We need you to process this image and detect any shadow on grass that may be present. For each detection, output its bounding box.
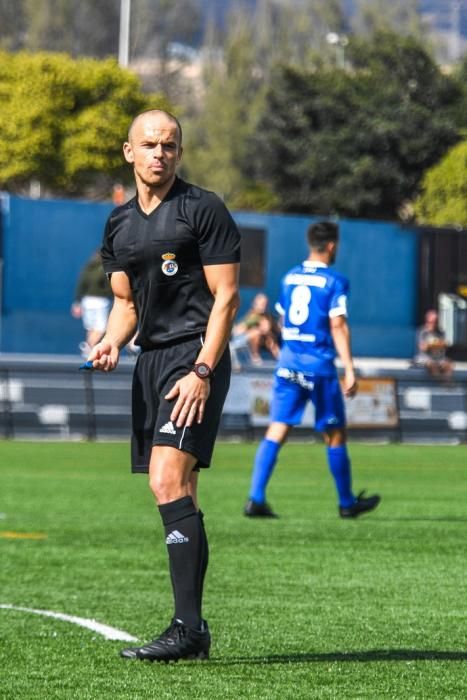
[214,649,467,664]
[374,517,467,523]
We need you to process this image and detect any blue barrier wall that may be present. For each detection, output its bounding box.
[1,194,113,353]
[0,194,420,357]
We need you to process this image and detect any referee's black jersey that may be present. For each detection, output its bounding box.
[101,177,241,349]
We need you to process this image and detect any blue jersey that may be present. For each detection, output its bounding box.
[275,261,349,376]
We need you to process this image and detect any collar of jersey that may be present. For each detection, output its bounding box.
[135,177,180,218]
[303,260,328,268]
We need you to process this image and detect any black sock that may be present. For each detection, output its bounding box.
[198,510,209,613]
[159,496,205,629]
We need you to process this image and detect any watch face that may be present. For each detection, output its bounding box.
[195,363,211,378]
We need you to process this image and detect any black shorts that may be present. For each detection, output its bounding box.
[131,335,231,473]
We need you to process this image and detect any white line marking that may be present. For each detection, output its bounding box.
[0,604,138,641]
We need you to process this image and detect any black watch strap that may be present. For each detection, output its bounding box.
[193,362,213,379]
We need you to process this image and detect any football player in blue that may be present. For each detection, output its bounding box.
[244,221,380,519]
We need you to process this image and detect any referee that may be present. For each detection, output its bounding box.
[88,109,241,662]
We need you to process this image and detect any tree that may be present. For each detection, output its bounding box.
[181,1,350,209]
[253,33,462,218]
[129,0,202,102]
[182,9,277,210]
[0,0,26,51]
[351,0,423,37]
[23,0,119,58]
[414,141,467,227]
[255,0,347,68]
[0,51,171,196]
[452,54,467,129]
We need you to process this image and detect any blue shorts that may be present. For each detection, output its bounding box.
[270,369,346,432]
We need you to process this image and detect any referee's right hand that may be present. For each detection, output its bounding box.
[165,372,211,428]
[88,340,120,372]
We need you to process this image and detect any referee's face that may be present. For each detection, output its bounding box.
[124,113,182,190]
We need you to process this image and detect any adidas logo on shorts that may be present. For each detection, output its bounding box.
[159,421,176,435]
[166,530,189,544]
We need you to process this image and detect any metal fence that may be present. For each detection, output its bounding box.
[1,354,467,444]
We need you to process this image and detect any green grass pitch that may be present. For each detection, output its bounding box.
[1,440,466,699]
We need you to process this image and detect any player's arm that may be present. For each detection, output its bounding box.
[71,265,88,318]
[330,314,357,397]
[88,271,138,372]
[166,262,240,428]
[417,332,429,353]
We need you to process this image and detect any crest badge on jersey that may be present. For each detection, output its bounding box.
[161,252,178,276]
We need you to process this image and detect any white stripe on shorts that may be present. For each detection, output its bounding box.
[178,425,187,451]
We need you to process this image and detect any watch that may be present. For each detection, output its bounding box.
[193,362,213,379]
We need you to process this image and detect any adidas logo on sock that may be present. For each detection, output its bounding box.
[166,530,189,544]
[159,421,176,435]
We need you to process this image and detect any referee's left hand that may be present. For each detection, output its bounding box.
[165,373,211,428]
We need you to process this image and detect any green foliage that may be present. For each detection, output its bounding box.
[24,0,75,53]
[0,0,26,51]
[9,0,120,58]
[0,51,171,195]
[451,55,467,130]
[254,0,346,67]
[229,182,279,213]
[182,13,268,209]
[414,141,467,227]
[351,0,423,37]
[182,1,345,209]
[255,33,462,218]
